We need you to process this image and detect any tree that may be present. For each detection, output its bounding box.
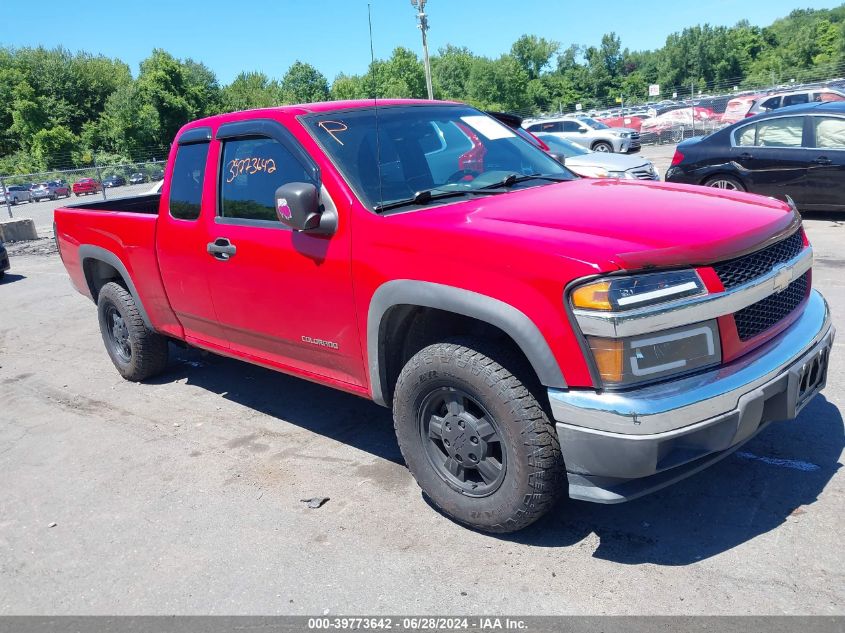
[222,72,282,111]
[511,35,559,80]
[281,61,330,104]
[431,45,475,100]
[31,125,78,170]
[331,73,366,100]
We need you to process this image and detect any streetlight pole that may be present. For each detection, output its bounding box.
[411,0,434,100]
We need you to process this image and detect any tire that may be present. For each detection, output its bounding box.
[393,339,565,533]
[592,141,613,153]
[704,175,745,192]
[96,281,169,381]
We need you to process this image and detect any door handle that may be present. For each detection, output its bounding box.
[738,152,753,160]
[812,156,832,165]
[207,237,237,261]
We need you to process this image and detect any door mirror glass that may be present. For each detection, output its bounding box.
[275,182,321,231]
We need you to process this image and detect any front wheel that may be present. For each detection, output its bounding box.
[592,141,613,153]
[704,175,745,191]
[97,282,169,381]
[393,340,565,533]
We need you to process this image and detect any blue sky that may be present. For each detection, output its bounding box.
[2,0,841,83]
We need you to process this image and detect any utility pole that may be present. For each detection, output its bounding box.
[411,0,434,100]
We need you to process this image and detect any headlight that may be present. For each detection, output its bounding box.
[571,270,716,387]
[587,320,721,387]
[575,166,610,178]
[616,132,630,138]
[571,270,705,311]
[607,170,626,179]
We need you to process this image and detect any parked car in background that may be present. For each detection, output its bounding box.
[31,181,71,201]
[150,169,164,181]
[720,95,763,124]
[597,114,645,132]
[536,134,659,180]
[102,175,126,188]
[0,239,9,280]
[524,116,641,153]
[640,107,718,142]
[746,88,845,118]
[665,101,845,211]
[0,185,32,205]
[129,172,148,185]
[72,178,102,196]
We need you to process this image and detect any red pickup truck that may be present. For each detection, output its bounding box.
[55,99,834,533]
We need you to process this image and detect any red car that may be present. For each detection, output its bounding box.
[72,178,102,196]
[54,100,833,532]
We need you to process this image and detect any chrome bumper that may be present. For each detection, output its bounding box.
[549,290,834,503]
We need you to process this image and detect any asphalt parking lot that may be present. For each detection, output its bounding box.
[0,151,843,615]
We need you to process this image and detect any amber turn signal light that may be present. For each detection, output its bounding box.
[571,281,612,311]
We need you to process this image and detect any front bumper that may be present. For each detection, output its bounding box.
[549,290,833,503]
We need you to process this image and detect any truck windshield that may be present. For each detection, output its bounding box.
[302,105,573,213]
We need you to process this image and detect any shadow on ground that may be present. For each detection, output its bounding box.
[155,345,842,566]
[0,273,26,284]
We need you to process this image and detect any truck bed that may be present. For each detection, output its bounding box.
[65,193,160,215]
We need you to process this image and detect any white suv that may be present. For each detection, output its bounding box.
[523,116,641,153]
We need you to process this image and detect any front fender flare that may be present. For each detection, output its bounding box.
[367,280,566,406]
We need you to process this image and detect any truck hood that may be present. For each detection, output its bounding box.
[435,178,797,271]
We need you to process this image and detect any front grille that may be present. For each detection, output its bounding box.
[734,272,808,341]
[713,230,804,290]
[630,168,658,180]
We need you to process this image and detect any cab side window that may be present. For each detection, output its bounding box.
[169,142,209,220]
[562,121,581,132]
[219,137,315,223]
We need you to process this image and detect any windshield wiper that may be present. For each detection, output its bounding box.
[373,188,502,213]
[479,173,569,190]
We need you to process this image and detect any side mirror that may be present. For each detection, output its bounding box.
[274,182,335,235]
[578,128,588,133]
[548,152,566,165]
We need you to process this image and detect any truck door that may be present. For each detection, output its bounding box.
[156,131,230,349]
[202,119,365,387]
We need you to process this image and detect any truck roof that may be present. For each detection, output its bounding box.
[186,98,461,128]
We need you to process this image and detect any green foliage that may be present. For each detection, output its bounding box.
[1,5,844,176]
[281,61,330,104]
[222,72,283,111]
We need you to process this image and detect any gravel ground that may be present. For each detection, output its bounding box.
[0,179,843,615]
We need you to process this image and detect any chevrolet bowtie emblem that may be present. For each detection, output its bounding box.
[772,265,793,293]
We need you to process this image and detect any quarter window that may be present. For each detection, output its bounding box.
[736,125,756,146]
[169,142,209,220]
[219,137,315,222]
[814,117,845,149]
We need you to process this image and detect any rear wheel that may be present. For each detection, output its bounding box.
[97,281,169,381]
[592,141,613,153]
[393,340,565,533]
[704,175,745,191]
